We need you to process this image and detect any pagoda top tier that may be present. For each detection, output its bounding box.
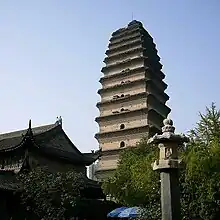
[112,20,144,37]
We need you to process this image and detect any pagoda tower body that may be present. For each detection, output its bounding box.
[95,20,171,180]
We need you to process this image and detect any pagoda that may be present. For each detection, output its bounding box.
[95,20,171,180]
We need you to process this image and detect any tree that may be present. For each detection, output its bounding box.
[181,103,220,220]
[103,103,220,220]
[180,138,220,220]
[189,102,220,143]
[17,167,85,220]
[102,139,161,220]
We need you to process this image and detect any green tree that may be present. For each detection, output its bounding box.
[103,103,220,220]
[102,139,160,220]
[189,102,220,143]
[17,167,85,220]
[181,103,220,220]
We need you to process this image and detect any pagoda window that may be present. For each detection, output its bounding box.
[113,95,119,99]
[120,124,125,129]
[120,141,125,148]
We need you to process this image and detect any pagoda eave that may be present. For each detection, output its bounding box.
[99,66,146,82]
[106,40,142,56]
[95,107,165,123]
[95,123,161,140]
[101,56,149,73]
[95,107,148,122]
[97,78,144,94]
[99,66,166,83]
[103,47,144,63]
[97,93,171,116]
[111,26,142,40]
[110,33,141,45]
[108,37,143,50]
[95,125,150,139]
[99,144,149,156]
[98,76,167,95]
[111,20,143,37]
[96,92,146,107]
[104,49,161,65]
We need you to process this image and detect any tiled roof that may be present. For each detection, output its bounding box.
[0,123,56,140]
[0,122,99,165]
[0,171,21,191]
[33,125,99,165]
[0,123,56,150]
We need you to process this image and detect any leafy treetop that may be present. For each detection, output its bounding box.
[18,167,85,220]
[103,103,220,220]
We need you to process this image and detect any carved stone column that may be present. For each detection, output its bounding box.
[148,119,189,220]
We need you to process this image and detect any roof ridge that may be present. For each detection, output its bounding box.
[0,123,57,141]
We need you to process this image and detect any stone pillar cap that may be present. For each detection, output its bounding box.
[148,118,189,144]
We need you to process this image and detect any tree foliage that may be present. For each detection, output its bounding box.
[103,103,220,220]
[189,102,220,143]
[181,103,220,220]
[17,167,85,220]
[102,139,160,220]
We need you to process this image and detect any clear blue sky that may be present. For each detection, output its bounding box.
[0,0,219,153]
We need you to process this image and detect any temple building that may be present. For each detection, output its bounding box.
[94,20,171,180]
[0,118,104,219]
[0,118,100,174]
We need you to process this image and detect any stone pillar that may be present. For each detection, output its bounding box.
[148,119,189,220]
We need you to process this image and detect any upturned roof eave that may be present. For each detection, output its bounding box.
[0,128,31,153]
[31,127,98,166]
[0,122,98,166]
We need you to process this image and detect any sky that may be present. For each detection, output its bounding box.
[0,0,219,153]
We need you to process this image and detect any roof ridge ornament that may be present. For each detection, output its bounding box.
[29,119,31,129]
[56,116,62,127]
[26,119,33,137]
